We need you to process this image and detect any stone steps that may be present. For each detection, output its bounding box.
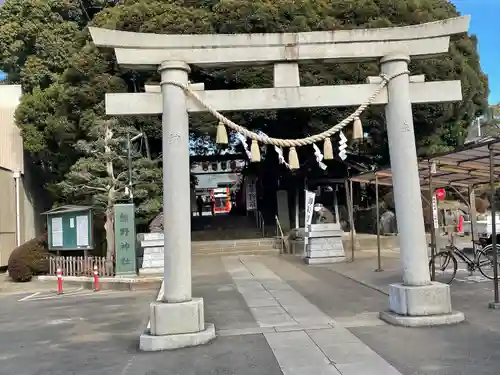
[138,233,281,274]
[191,231,265,241]
[193,248,279,257]
[192,238,279,256]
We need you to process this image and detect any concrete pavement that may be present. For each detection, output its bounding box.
[1,252,500,374]
[327,252,500,374]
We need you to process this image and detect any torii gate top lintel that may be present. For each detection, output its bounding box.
[89,16,470,69]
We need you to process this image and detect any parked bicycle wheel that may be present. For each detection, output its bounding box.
[429,251,457,284]
[477,245,500,280]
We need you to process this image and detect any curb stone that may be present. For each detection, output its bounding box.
[36,275,162,291]
[327,268,390,296]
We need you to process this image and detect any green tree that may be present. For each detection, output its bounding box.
[0,0,122,184]
[90,0,488,160]
[0,0,490,201]
[55,120,162,261]
[483,103,500,137]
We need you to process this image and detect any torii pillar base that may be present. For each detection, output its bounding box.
[140,298,216,351]
[379,282,465,327]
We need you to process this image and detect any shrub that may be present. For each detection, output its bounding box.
[7,234,50,282]
[475,198,489,214]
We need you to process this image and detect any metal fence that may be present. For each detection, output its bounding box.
[48,255,113,277]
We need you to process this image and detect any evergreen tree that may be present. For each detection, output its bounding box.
[55,120,162,260]
[0,0,490,214]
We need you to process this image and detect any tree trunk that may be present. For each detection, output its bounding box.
[104,186,116,272]
[103,121,117,272]
[104,207,115,268]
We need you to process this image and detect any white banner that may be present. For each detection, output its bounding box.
[304,190,316,227]
[245,178,257,211]
[432,194,439,229]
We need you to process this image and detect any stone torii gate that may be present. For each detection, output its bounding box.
[90,15,469,351]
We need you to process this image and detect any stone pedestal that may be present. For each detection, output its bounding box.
[138,232,165,275]
[140,297,215,351]
[379,282,465,327]
[304,223,346,264]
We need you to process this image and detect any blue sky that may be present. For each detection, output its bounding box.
[453,0,499,104]
[0,1,497,103]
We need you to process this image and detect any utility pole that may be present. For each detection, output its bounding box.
[127,132,144,202]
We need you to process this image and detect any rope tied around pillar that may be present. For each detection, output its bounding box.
[161,70,409,168]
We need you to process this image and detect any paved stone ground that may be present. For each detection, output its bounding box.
[327,253,500,375]
[2,252,500,374]
[0,272,66,295]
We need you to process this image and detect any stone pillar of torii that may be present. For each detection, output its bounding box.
[90,15,469,351]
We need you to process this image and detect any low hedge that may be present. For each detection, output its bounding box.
[7,234,50,282]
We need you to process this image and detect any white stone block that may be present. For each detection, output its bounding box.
[307,231,343,238]
[308,223,342,232]
[140,323,216,351]
[143,252,164,259]
[306,250,345,258]
[139,267,163,275]
[304,257,346,265]
[143,246,164,253]
[139,232,164,241]
[379,310,465,327]
[141,240,164,247]
[388,282,452,316]
[142,259,164,268]
[304,231,346,265]
[308,238,344,251]
[150,298,205,336]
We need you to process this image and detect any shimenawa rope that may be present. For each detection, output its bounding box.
[160,70,409,168]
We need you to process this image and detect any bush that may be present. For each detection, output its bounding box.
[7,234,50,282]
[476,198,489,214]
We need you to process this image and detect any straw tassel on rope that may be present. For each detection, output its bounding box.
[352,117,363,140]
[216,121,228,145]
[323,138,334,160]
[250,139,261,162]
[288,147,300,170]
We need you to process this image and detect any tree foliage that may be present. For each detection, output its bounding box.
[55,120,162,222]
[0,0,490,210]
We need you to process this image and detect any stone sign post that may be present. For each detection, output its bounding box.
[90,15,470,350]
[114,203,137,276]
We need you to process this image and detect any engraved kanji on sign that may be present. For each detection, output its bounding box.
[114,204,137,275]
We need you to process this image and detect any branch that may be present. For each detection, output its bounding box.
[81,185,108,193]
[116,171,129,181]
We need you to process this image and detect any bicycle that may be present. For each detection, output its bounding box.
[429,241,500,284]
